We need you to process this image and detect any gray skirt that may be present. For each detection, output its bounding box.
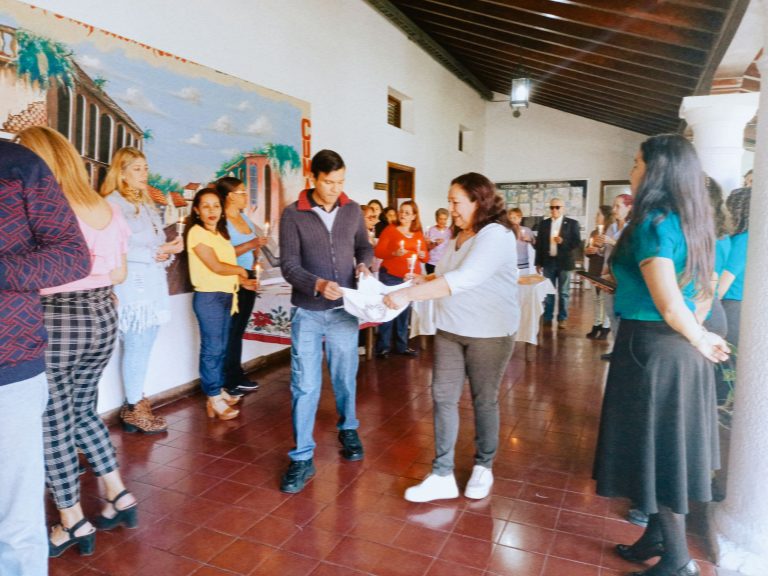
[593,320,719,515]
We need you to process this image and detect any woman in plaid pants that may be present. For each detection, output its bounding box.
[17,128,139,558]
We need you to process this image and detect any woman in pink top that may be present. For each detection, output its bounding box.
[425,207,452,274]
[16,127,138,559]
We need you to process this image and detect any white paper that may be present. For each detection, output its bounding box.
[341,274,412,323]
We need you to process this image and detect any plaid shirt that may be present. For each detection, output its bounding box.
[0,141,90,386]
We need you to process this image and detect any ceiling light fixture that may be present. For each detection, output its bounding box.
[510,76,531,118]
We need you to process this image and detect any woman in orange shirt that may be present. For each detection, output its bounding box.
[374,201,428,357]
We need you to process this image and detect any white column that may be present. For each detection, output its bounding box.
[679,93,758,194]
[708,6,768,574]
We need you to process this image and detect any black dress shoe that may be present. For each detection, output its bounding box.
[586,325,601,339]
[629,559,699,576]
[338,430,364,461]
[235,380,260,392]
[616,541,664,563]
[223,386,245,398]
[395,348,419,357]
[280,459,316,493]
[601,352,612,361]
[375,350,390,358]
[596,327,611,340]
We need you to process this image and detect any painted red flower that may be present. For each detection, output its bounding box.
[252,311,274,327]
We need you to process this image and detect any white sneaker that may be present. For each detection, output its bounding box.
[464,465,493,499]
[404,473,459,503]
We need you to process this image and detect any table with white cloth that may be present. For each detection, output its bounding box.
[243,281,379,357]
[409,275,556,346]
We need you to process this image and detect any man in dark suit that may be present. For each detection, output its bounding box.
[534,197,582,328]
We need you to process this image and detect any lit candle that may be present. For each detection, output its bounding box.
[176,215,185,236]
[588,237,593,247]
[597,224,604,236]
[254,262,262,282]
[407,254,417,275]
[399,239,405,251]
[416,239,421,253]
[264,221,270,237]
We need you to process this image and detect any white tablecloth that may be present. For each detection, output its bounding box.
[410,276,555,345]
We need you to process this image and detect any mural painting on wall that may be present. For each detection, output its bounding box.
[0,0,312,294]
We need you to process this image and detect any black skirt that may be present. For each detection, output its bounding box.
[593,320,719,515]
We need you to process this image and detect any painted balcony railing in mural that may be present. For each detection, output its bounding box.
[0,25,16,64]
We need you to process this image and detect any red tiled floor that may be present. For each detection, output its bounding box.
[47,292,721,575]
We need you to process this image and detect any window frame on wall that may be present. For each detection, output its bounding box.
[387,86,413,132]
[387,95,401,128]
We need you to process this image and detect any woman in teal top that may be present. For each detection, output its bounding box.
[718,186,750,350]
[593,135,729,576]
[217,177,267,396]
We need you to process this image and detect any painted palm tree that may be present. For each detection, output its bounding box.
[261,143,300,176]
[14,29,74,89]
[215,143,300,178]
[149,172,182,194]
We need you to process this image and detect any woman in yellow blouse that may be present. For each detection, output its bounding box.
[185,188,258,419]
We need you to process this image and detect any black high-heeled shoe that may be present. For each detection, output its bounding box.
[48,517,96,558]
[93,489,138,530]
[616,541,665,563]
[629,559,700,576]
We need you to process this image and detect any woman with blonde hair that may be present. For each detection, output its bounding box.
[16,126,137,557]
[101,147,183,433]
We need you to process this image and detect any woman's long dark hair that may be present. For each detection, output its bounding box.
[705,176,731,239]
[615,134,714,298]
[451,172,515,236]
[726,186,751,235]
[186,188,230,241]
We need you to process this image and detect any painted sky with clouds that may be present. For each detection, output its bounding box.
[71,42,306,185]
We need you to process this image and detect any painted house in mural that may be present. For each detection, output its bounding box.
[0,24,142,191]
[219,153,282,231]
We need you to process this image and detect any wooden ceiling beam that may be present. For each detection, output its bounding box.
[401,8,707,71]
[481,68,677,129]
[530,89,676,131]
[467,58,684,106]
[430,27,700,83]
[448,41,695,95]
[502,0,725,32]
[401,0,711,59]
[529,95,674,134]
[549,0,726,29]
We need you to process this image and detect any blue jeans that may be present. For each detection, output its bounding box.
[0,372,48,576]
[542,262,572,321]
[120,325,160,404]
[375,268,411,354]
[289,307,360,461]
[193,292,233,397]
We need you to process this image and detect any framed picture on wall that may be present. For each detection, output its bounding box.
[600,180,632,206]
[496,179,588,233]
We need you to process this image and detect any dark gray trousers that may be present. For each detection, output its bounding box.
[432,329,515,475]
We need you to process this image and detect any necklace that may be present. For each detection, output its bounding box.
[125,187,142,203]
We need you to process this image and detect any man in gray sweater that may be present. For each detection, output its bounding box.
[278,149,373,493]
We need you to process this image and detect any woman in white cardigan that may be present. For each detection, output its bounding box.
[384,172,520,502]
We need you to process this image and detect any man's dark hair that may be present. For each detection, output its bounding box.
[311,149,345,178]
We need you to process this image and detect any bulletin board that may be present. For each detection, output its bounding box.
[496,180,587,231]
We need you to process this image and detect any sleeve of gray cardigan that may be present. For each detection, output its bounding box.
[278,208,319,297]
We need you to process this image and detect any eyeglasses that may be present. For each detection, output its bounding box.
[550,206,564,210]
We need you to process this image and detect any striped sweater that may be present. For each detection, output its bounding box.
[0,141,90,386]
